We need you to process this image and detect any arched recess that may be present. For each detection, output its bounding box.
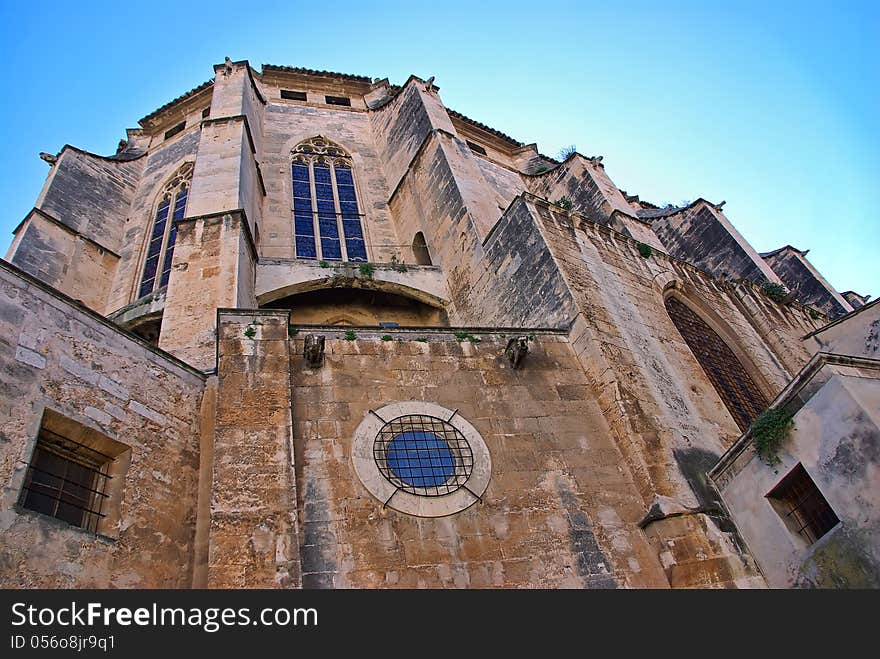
[264,286,448,327]
[412,232,432,266]
[664,294,770,431]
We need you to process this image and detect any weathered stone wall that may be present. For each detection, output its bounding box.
[160,211,255,370]
[8,211,119,312]
[805,300,880,359]
[289,328,668,588]
[520,200,820,585]
[651,202,781,285]
[712,357,880,587]
[763,248,852,318]
[0,261,205,587]
[36,147,143,255]
[458,196,577,328]
[209,310,300,587]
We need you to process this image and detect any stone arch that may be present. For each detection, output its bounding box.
[412,231,432,266]
[259,278,448,327]
[663,291,770,431]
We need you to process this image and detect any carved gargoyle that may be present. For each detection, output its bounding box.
[303,334,325,369]
[505,336,529,369]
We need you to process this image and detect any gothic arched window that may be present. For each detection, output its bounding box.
[291,136,367,262]
[138,163,192,299]
[665,296,768,431]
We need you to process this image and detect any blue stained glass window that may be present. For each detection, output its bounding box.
[316,199,336,217]
[159,223,178,288]
[315,183,334,201]
[337,185,357,202]
[342,219,363,240]
[290,140,367,262]
[292,180,311,197]
[345,239,367,261]
[313,166,331,184]
[138,199,170,298]
[386,432,455,488]
[172,188,188,221]
[321,238,342,260]
[296,235,317,258]
[340,201,359,218]
[294,214,314,236]
[318,217,339,237]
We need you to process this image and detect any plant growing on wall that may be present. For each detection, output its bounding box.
[637,242,653,258]
[359,263,376,278]
[319,260,330,268]
[243,324,257,339]
[344,330,357,341]
[762,282,789,304]
[557,145,577,161]
[555,196,573,211]
[751,407,794,466]
[390,255,408,273]
[381,334,393,341]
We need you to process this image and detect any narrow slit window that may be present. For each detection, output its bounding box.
[325,95,351,107]
[290,137,367,262]
[466,140,487,156]
[138,163,193,299]
[164,121,186,140]
[281,90,308,101]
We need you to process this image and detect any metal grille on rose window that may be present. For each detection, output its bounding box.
[374,415,474,496]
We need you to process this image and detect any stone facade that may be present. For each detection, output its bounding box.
[0,59,874,589]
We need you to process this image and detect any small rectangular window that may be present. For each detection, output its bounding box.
[18,411,129,535]
[766,463,839,545]
[201,107,210,118]
[325,95,351,107]
[466,140,487,155]
[164,121,186,140]
[281,90,308,101]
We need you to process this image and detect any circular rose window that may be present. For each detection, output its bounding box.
[352,402,491,517]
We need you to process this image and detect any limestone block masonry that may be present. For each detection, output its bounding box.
[0,59,874,589]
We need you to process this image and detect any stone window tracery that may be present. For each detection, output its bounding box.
[291,136,367,262]
[138,162,193,299]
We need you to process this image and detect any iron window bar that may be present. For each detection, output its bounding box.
[38,427,117,463]
[18,430,113,534]
[373,414,474,497]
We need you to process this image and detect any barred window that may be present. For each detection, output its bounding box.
[18,410,130,535]
[138,162,193,299]
[767,463,839,545]
[352,402,492,517]
[665,296,768,431]
[291,136,367,262]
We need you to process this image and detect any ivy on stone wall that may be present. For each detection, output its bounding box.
[751,407,793,466]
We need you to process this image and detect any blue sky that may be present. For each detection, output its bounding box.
[1,0,876,297]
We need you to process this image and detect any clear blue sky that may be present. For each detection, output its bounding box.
[1,0,876,297]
